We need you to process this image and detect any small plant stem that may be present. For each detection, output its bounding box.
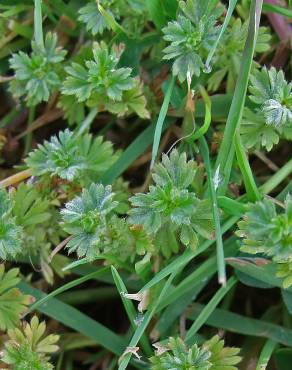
[151,75,175,168]
[76,107,98,136]
[185,276,237,343]
[49,236,72,263]
[0,169,32,188]
[24,106,36,155]
[234,131,261,201]
[254,150,279,172]
[255,339,277,370]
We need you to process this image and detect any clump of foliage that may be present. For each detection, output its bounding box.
[150,335,241,369]
[2,316,59,370]
[1,0,292,368]
[9,32,66,106]
[241,67,292,151]
[62,41,149,118]
[162,0,222,81]
[237,195,292,288]
[25,129,119,184]
[129,150,213,257]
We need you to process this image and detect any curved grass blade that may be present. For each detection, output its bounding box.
[234,131,261,201]
[28,267,110,312]
[185,276,237,344]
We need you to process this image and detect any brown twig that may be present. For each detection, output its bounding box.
[15,109,63,139]
[0,169,32,188]
[48,236,73,263]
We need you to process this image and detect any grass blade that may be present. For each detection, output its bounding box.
[34,0,44,49]
[205,0,238,70]
[256,339,277,370]
[28,267,110,313]
[118,273,175,369]
[234,131,261,201]
[111,266,152,356]
[215,0,264,194]
[185,276,237,343]
[188,304,292,346]
[19,282,126,356]
[151,75,175,168]
[199,136,226,284]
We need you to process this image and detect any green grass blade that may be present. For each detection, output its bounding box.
[118,273,175,369]
[260,158,292,195]
[188,304,292,346]
[263,3,292,18]
[256,339,277,370]
[139,216,239,293]
[151,75,175,168]
[234,131,261,201]
[215,0,263,194]
[19,282,126,356]
[199,136,226,285]
[111,266,152,356]
[185,276,237,343]
[205,0,238,70]
[34,0,44,49]
[27,267,110,313]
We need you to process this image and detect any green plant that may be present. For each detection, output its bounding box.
[129,150,213,257]
[25,129,118,184]
[2,0,292,368]
[240,67,292,151]
[9,32,66,106]
[150,335,241,369]
[62,41,148,118]
[162,0,222,82]
[237,195,292,287]
[1,316,59,370]
[61,183,118,260]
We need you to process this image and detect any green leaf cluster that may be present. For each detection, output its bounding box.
[2,316,59,370]
[0,189,23,259]
[9,33,66,106]
[25,129,119,184]
[150,335,241,370]
[62,42,149,118]
[240,67,292,151]
[129,150,213,258]
[0,265,31,331]
[162,0,222,82]
[237,195,292,287]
